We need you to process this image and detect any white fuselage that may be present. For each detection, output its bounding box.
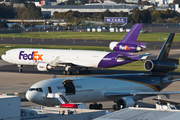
[1,48,109,68]
[26,74,158,106]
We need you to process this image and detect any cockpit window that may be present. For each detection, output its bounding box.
[29,88,43,92]
[3,52,6,55]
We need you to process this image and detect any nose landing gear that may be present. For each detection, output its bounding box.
[18,65,23,72]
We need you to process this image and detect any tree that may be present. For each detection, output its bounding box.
[131,7,141,23]
[11,24,21,29]
[16,3,42,19]
[23,23,31,28]
[151,10,160,21]
[172,16,180,23]
[81,0,89,5]
[0,4,15,18]
[66,0,75,5]
[140,1,150,5]
[173,0,180,4]
[111,0,126,3]
[11,0,26,4]
[103,9,112,17]
[0,21,8,28]
[140,10,151,23]
[119,11,127,17]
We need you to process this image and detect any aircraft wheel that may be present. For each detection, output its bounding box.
[98,104,103,109]
[94,103,99,109]
[81,70,85,74]
[63,71,67,75]
[88,70,91,74]
[19,69,22,72]
[67,71,72,75]
[89,104,94,109]
[113,104,117,110]
[76,70,81,74]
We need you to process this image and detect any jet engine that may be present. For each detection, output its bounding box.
[116,96,135,109]
[109,42,143,52]
[37,63,53,71]
[144,60,178,73]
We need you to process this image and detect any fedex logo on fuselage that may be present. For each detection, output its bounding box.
[119,45,130,50]
[19,51,43,60]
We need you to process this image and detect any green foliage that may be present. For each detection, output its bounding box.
[140,1,150,5]
[130,7,151,23]
[11,0,26,4]
[111,0,126,3]
[151,10,179,23]
[15,3,42,19]
[81,0,89,4]
[172,16,180,23]
[0,4,15,18]
[23,23,31,28]
[0,21,8,28]
[11,24,20,28]
[173,0,180,4]
[66,0,75,5]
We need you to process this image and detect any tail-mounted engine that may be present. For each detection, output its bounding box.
[144,60,178,75]
[37,63,53,71]
[109,42,144,52]
[116,96,135,109]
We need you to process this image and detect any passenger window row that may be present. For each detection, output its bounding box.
[29,88,43,92]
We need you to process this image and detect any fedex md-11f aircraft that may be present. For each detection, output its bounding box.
[1,24,146,75]
[26,33,180,110]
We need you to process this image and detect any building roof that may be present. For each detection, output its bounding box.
[41,4,138,9]
[94,107,180,120]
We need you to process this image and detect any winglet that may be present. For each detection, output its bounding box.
[156,33,179,65]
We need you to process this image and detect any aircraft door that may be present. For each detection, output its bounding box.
[62,79,75,95]
[48,87,52,93]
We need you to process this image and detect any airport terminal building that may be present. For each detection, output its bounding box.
[41,4,145,17]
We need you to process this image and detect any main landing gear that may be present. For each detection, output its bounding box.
[63,66,91,75]
[18,65,23,72]
[89,103,103,110]
[63,66,72,75]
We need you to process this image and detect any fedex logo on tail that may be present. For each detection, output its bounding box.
[19,51,43,60]
[119,45,130,50]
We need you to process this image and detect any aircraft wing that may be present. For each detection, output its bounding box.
[132,91,180,95]
[47,56,90,67]
[58,61,94,67]
[104,91,133,97]
[104,91,180,97]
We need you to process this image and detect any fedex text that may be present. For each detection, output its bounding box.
[19,51,43,60]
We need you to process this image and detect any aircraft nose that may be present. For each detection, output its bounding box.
[26,91,46,105]
[1,54,4,60]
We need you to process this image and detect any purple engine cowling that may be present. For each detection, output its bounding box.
[109,42,143,52]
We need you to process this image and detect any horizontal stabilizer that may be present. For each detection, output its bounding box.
[139,53,152,60]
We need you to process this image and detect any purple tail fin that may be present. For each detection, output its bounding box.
[109,23,146,52]
[119,23,146,48]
